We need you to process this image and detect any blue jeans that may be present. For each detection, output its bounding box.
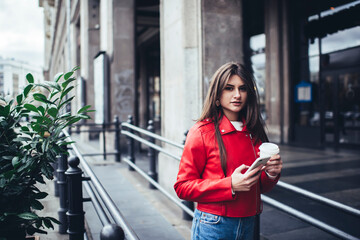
[191,209,256,240]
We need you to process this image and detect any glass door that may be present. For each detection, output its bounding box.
[321,69,360,148]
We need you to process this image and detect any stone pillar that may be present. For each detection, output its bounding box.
[264,0,291,143]
[80,0,100,122]
[202,0,244,95]
[159,0,202,195]
[110,1,136,122]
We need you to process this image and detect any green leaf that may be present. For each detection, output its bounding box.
[0,105,10,117]
[47,107,58,118]
[33,93,53,104]
[24,104,39,112]
[62,77,76,90]
[13,137,32,142]
[60,86,74,99]
[12,156,20,167]
[34,192,48,199]
[21,126,30,132]
[37,106,45,116]
[43,218,54,229]
[54,72,64,82]
[31,200,44,210]
[46,81,61,91]
[23,84,33,97]
[65,116,81,126]
[78,114,91,119]
[58,96,74,110]
[64,71,74,80]
[72,66,80,72]
[58,140,75,146]
[47,216,61,225]
[49,92,60,101]
[26,73,34,83]
[16,94,23,104]
[18,212,38,220]
[77,105,91,114]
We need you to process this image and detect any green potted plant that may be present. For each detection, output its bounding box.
[0,67,93,239]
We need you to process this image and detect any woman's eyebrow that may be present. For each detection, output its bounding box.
[226,83,246,87]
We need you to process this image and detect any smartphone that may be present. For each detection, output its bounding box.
[246,156,271,173]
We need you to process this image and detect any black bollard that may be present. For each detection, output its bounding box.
[66,156,85,240]
[53,156,59,197]
[114,116,121,162]
[147,120,158,189]
[127,115,135,171]
[100,224,125,240]
[57,144,68,234]
[181,130,194,220]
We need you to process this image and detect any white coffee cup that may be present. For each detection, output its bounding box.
[259,143,279,158]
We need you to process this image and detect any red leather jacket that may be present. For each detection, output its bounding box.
[174,116,279,217]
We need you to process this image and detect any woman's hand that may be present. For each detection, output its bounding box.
[263,154,282,177]
[231,164,263,192]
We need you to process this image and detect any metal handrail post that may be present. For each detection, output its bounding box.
[102,122,106,160]
[147,120,157,189]
[57,144,68,234]
[126,115,135,171]
[63,130,140,240]
[66,156,85,240]
[114,116,121,162]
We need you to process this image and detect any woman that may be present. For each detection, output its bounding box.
[174,62,283,240]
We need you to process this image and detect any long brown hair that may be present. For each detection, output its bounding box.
[198,62,268,176]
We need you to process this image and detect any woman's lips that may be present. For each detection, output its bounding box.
[231,102,242,106]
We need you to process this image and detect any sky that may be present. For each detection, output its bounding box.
[0,0,44,68]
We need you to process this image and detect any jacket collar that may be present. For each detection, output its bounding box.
[218,115,247,135]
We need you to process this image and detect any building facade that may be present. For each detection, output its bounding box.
[40,0,360,194]
[0,56,44,97]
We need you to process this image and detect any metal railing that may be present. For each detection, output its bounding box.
[55,128,139,240]
[120,115,360,240]
[69,116,121,161]
[121,116,194,218]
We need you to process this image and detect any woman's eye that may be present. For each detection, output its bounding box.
[239,86,247,92]
[225,86,233,91]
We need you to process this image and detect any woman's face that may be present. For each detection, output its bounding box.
[219,75,248,121]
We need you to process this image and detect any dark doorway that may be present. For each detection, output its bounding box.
[135,0,160,133]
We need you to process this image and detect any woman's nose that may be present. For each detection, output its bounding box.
[234,89,241,98]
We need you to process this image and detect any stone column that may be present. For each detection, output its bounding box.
[80,0,100,121]
[264,0,291,143]
[202,0,244,95]
[159,0,202,195]
[110,0,136,122]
